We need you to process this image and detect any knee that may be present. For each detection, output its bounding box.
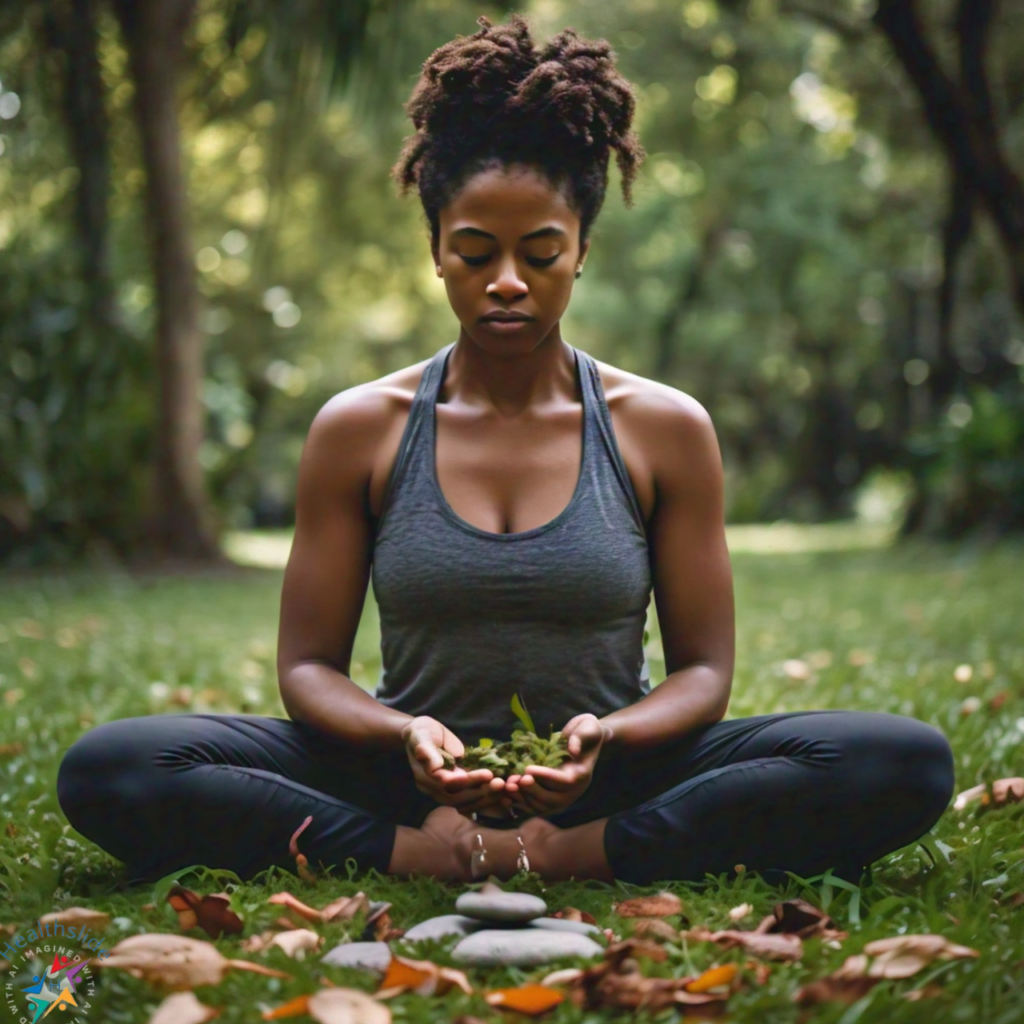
[851,714,955,823]
[57,720,148,826]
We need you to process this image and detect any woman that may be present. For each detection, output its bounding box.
[57,15,954,887]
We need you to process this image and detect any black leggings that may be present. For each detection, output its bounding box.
[55,709,955,886]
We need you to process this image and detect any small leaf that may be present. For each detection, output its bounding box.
[485,984,564,1015]
[510,692,537,734]
[684,963,737,993]
[147,991,220,1024]
[614,892,684,918]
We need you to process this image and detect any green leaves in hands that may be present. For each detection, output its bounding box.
[457,694,570,779]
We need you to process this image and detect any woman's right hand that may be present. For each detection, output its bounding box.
[402,716,507,816]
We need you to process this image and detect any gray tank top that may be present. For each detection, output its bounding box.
[371,341,652,745]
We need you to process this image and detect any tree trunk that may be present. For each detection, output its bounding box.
[114,0,219,558]
[44,0,119,335]
[873,0,1024,317]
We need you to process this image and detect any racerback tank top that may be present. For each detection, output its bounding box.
[371,341,652,745]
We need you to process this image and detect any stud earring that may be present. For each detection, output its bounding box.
[575,268,582,279]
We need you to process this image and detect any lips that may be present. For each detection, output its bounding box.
[481,311,534,323]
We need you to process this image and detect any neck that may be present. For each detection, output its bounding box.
[446,325,578,416]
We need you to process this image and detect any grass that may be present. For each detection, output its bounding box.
[1,530,1022,1022]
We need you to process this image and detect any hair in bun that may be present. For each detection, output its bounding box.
[392,13,646,245]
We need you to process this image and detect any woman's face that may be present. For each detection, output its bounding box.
[432,162,589,352]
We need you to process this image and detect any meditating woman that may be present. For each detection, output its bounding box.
[57,15,954,887]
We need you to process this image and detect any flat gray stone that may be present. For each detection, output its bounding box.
[400,914,488,942]
[452,928,603,968]
[321,941,392,974]
[455,890,547,923]
[529,917,601,937]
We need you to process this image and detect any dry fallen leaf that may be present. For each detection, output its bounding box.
[40,908,111,930]
[755,898,847,942]
[953,777,1024,810]
[683,963,737,993]
[267,891,369,926]
[629,918,679,942]
[308,988,391,1024]
[485,984,565,1015]
[376,954,472,999]
[681,926,803,962]
[262,989,392,1023]
[147,991,220,1024]
[167,885,244,940]
[862,935,979,978]
[98,934,291,991]
[555,938,733,1014]
[613,892,684,918]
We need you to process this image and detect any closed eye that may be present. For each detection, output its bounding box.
[459,254,560,268]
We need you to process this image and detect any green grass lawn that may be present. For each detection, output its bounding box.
[1,532,1022,1022]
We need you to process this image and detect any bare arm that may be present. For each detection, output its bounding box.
[277,386,506,812]
[599,391,734,751]
[276,388,412,750]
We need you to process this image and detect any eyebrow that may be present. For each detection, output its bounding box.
[450,226,568,241]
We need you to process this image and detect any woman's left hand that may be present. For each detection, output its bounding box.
[504,714,612,818]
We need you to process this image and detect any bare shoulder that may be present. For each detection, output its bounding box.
[591,358,719,470]
[298,358,432,511]
[308,358,429,445]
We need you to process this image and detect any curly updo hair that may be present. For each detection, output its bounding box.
[391,13,646,249]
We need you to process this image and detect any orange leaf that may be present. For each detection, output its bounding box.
[380,957,433,992]
[684,963,737,993]
[261,995,310,1020]
[485,984,564,1015]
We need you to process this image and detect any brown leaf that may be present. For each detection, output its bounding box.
[862,935,979,979]
[376,955,473,998]
[485,984,564,1015]
[167,886,244,940]
[307,988,391,1024]
[793,975,878,1006]
[629,918,679,942]
[320,893,370,923]
[613,892,684,918]
[756,898,847,941]
[40,907,111,930]
[267,891,369,926]
[147,991,220,1024]
[98,934,291,991]
[681,926,803,962]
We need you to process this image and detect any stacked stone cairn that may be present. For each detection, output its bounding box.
[323,883,603,972]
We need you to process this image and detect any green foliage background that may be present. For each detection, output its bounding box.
[2,0,1023,561]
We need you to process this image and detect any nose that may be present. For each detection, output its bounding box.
[486,255,528,302]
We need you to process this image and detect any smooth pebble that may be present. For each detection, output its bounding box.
[529,917,601,937]
[400,914,488,942]
[455,890,547,923]
[321,941,392,974]
[452,928,603,967]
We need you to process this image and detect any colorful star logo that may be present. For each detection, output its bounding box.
[21,952,90,1021]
